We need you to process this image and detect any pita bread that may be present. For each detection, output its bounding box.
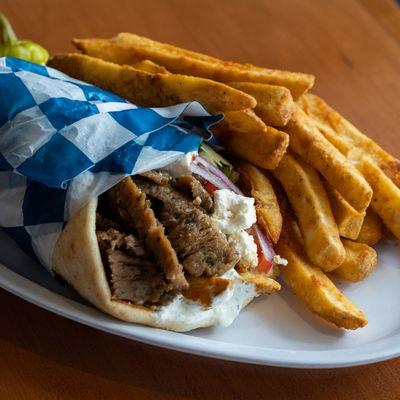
[52,197,278,331]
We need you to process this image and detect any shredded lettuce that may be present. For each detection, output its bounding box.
[198,143,240,183]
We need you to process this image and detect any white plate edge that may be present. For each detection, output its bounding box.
[1,262,400,368]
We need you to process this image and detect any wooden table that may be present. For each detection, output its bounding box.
[1,0,400,398]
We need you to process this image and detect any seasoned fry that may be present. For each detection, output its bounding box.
[228,82,294,126]
[235,161,282,243]
[212,109,289,170]
[272,153,345,271]
[298,98,399,238]
[309,121,353,157]
[356,209,382,245]
[285,105,372,213]
[48,53,256,113]
[276,208,368,330]
[132,59,170,74]
[117,32,242,67]
[324,181,365,240]
[78,32,231,66]
[331,239,377,282]
[358,158,400,239]
[298,93,400,187]
[73,34,315,99]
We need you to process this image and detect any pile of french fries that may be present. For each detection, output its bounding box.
[48,33,400,330]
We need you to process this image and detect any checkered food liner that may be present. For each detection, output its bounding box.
[0,57,221,270]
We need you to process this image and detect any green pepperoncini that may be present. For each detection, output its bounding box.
[0,12,49,65]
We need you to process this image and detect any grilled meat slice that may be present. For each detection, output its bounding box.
[173,175,213,212]
[133,176,240,277]
[97,228,166,304]
[140,170,171,185]
[101,178,188,291]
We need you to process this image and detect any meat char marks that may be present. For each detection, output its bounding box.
[97,172,240,307]
[101,177,188,290]
[173,175,213,212]
[140,170,214,212]
[133,175,239,277]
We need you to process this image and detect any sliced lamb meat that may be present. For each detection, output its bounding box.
[102,178,188,291]
[97,228,147,258]
[133,176,240,277]
[123,234,147,258]
[172,175,213,212]
[109,256,165,304]
[97,228,165,304]
[96,212,124,231]
[140,170,171,185]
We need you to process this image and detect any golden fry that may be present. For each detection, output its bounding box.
[228,82,294,126]
[276,209,368,330]
[272,153,345,271]
[298,93,400,187]
[285,105,372,213]
[324,181,365,240]
[212,109,289,170]
[331,239,377,282]
[235,161,282,244]
[48,53,256,113]
[298,97,399,238]
[356,209,382,245]
[358,159,400,239]
[73,34,315,99]
[132,59,170,74]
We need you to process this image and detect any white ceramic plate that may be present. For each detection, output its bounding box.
[0,230,399,368]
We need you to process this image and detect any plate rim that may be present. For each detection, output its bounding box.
[1,262,400,369]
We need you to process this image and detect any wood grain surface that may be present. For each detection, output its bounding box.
[1,0,400,399]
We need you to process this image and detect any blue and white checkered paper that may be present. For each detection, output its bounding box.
[0,57,222,270]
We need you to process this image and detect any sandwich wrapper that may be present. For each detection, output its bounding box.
[0,57,222,272]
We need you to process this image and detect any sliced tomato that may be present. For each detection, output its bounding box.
[257,255,272,273]
[203,181,218,194]
[254,234,273,273]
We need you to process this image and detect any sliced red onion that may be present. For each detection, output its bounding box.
[253,225,275,262]
[190,162,232,191]
[192,156,243,194]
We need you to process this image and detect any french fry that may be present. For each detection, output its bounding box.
[117,32,244,68]
[298,98,399,238]
[358,158,400,239]
[356,209,382,245]
[48,53,256,113]
[324,181,365,240]
[212,109,289,170]
[132,59,170,74]
[298,93,400,187]
[73,34,315,99]
[331,239,377,282]
[82,32,233,66]
[272,153,345,271]
[227,82,294,126]
[235,161,282,244]
[276,207,368,330]
[285,105,372,213]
